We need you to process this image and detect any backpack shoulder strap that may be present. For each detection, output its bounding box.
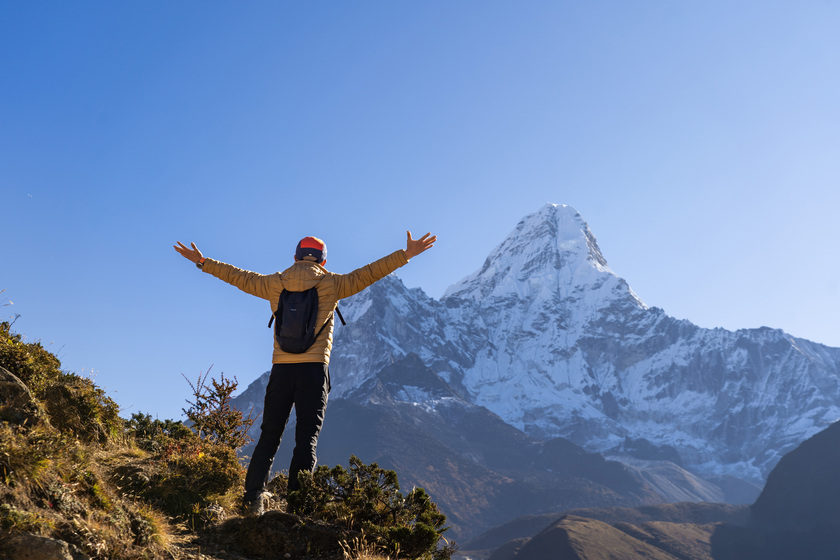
[311,303,346,342]
[268,289,287,328]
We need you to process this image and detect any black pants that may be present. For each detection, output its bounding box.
[243,362,330,502]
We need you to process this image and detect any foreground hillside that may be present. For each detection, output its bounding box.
[0,321,453,560]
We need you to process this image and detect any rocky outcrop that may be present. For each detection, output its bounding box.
[0,366,44,427]
[216,511,348,559]
[2,533,90,560]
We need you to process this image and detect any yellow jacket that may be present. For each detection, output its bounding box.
[201,250,409,364]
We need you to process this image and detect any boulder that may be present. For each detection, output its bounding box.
[0,366,43,427]
[3,533,90,560]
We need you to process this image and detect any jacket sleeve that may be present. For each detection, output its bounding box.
[201,259,279,301]
[334,250,410,300]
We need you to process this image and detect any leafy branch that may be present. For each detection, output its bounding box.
[181,367,255,450]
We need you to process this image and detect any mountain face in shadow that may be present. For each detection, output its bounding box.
[477,420,840,560]
[740,420,840,559]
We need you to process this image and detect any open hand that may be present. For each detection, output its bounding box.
[174,241,203,263]
[405,231,436,259]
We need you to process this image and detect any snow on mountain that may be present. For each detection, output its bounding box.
[439,205,655,437]
[444,204,626,305]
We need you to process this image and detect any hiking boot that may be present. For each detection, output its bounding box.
[244,491,272,516]
[245,498,263,517]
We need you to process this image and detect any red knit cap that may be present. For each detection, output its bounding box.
[295,236,327,265]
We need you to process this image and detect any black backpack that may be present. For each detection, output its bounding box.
[268,287,345,353]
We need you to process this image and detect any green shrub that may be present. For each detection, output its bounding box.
[43,373,122,443]
[0,422,63,489]
[140,438,244,526]
[126,413,193,454]
[122,370,254,527]
[182,368,254,450]
[0,321,62,395]
[0,322,122,443]
[126,413,244,526]
[0,503,53,534]
[288,456,455,560]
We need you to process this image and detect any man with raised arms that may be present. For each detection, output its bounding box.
[174,231,436,514]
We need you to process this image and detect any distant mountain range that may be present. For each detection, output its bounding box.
[232,203,840,540]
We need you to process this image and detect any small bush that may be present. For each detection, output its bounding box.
[126,412,193,454]
[0,321,122,443]
[288,456,455,560]
[182,368,254,450]
[43,373,122,443]
[53,500,171,560]
[123,412,245,526]
[0,503,53,535]
[120,369,255,528]
[139,438,244,527]
[0,321,62,395]
[0,422,63,489]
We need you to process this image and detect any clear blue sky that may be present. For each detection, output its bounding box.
[3,1,839,421]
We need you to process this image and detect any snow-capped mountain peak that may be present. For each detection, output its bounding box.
[444,204,614,302]
[444,203,645,323]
